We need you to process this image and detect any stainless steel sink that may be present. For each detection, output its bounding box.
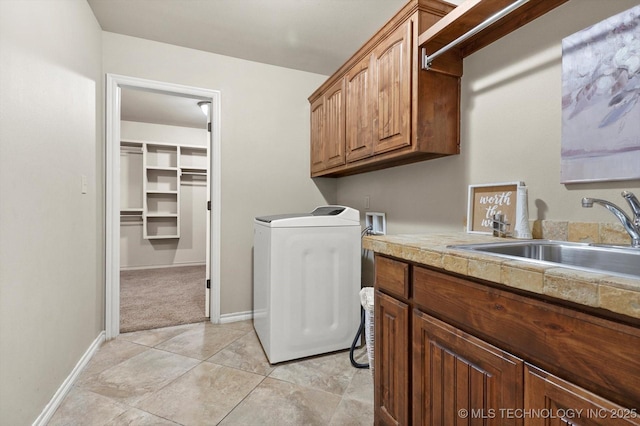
[449,240,640,279]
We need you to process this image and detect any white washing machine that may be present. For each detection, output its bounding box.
[253,205,361,364]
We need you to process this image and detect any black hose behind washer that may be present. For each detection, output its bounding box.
[350,225,373,369]
[349,307,369,369]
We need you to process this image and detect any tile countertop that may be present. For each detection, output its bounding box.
[363,232,640,321]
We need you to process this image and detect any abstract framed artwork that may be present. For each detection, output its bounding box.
[561,5,640,183]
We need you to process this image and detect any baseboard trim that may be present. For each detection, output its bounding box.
[120,262,206,271]
[33,331,106,426]
[219,310,253,324]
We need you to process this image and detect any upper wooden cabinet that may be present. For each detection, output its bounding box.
[309,0,460,177]
[310,78,346,173]
[310,96,325,174]
[345,54,374,162]
[324,79,346,169]
[372,20,412,155]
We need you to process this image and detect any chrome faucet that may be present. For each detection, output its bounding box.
[582,191,640,248]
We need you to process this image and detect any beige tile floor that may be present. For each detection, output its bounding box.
[49,320,373,425]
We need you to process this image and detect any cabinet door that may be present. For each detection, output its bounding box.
[372,20,412,155]
[375,290,409,426]
[324,78,346,168]
[346,55,374,162]
[310,96,325,174]
[525,365,640,426]
[413,310,524,426]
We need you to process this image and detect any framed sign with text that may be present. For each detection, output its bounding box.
[467,181,523,234]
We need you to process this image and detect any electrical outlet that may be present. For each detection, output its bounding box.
[364,196,370,210]
[81,175,88,194]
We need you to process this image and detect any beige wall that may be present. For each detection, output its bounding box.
[103,33,337,315]
[0,0,104,424]
[338,0,640,242]
[120,121,208,268]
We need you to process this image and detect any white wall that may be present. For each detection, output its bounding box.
[338,0,640,240]
[120,121,208,268]
[103,33,337,315]
[0,1,104,424]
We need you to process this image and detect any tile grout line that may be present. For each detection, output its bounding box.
[214,375,270,425]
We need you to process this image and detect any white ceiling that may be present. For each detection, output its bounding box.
[89,0,462,128]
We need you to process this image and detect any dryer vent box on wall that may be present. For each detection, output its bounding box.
[365,212,386,235]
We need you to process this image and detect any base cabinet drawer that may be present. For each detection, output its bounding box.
[375,255,409,299]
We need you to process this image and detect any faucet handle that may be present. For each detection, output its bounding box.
[622,191,640,220]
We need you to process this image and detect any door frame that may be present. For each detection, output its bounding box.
[105,73,221,339]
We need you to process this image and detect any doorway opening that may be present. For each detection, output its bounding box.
[106,74,221,339]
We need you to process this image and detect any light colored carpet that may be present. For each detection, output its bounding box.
[120,265,207,333]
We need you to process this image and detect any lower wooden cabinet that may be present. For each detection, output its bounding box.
[412,310,523,425]
[525,365,640,426]
[373,254,640,426]
[375,290,410,426]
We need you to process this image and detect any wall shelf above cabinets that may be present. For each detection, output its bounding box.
[418,0,569,66]
[120,140,208,240]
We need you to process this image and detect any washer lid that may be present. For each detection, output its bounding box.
[255,205,359,227]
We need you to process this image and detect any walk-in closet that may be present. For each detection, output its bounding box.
[119,89,210,332]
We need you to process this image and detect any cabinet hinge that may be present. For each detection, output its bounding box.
[206,279,211,289]
[207,201,211,211]
[208,122,212,132]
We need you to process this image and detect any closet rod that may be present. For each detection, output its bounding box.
[421,0,530,70]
